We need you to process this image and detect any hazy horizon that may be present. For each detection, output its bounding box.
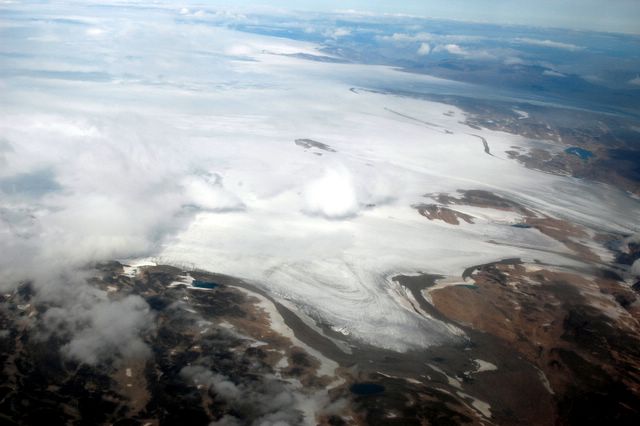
[131,0,640,34]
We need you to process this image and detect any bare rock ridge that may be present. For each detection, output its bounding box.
[294,138,336,153]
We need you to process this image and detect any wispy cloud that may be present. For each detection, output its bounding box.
[325,27,351,38]
[514,38,584,51]
[543,69,567,77]
[380,32,486,44]
[180,365,339,425]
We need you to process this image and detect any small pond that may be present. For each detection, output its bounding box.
[350,383,385,395]
[192,280,219,289]
[565,147,594,160]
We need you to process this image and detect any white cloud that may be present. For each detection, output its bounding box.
[323,27,352,39]
[417,42,431,56]
[57,294,153,364]
[183,174,245,212]
[225,44,254,57]
[86,27,105,37]
[0,111,195,363]
[433,43,494,59]
[381,32,485,44]
[303,168,359,219]
[515,38,584,51]
[385,32,432,42]
[437,43,465,55]
[629,75,640,86]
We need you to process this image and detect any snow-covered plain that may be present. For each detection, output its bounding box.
[1,3,639,352]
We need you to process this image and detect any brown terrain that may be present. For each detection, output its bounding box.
[413,203,475,225]
[460,99,640,196]
[406,188,640,425]
[417,189,603,261]
[430,259,640,425]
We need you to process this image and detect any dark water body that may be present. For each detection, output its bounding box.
[607,149,640,180]
[565,147,594,159]
[192,280,219,289]
[511,223,532,229]
[350,383,385,395]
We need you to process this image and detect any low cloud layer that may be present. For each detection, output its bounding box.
[181,365,310,425]
[42,281,154,364]
[183,173,245,212]
[514,38,584,51]
[0,112,195,364]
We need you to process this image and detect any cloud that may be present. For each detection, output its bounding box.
[515,38,584,51]
[46,292,153,365]
[183,173,245,212]
[180,366,308,425]
[383,32,431,42]
[633,259,640,276]
[436,43,465,55]
[433,43,495,59]
[504,56,525,66]
[300,164,396,219]
[181,366,241,399]
[327,27,351,38]
[543,69,566,77]
[629,76,640,86]
[86,28,105,37]
[381,32,485,44]
[0,138,11,166]
[0,112,202,363]
[417,42,431,56]
[303,168,359,219]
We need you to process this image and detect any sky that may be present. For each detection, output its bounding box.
[222,0,640,34]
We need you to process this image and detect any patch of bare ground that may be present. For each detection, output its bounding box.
[413,203,475,225]
[430,189,535,216]
[430,260,640,424]
[0,264,349,425]
[506,147,640,196]
[422,188,601,260]
[523,216,600,261]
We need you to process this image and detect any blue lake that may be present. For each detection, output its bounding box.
[511,223,532,229]
[192,280,219,289]
[565,147,594,160]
